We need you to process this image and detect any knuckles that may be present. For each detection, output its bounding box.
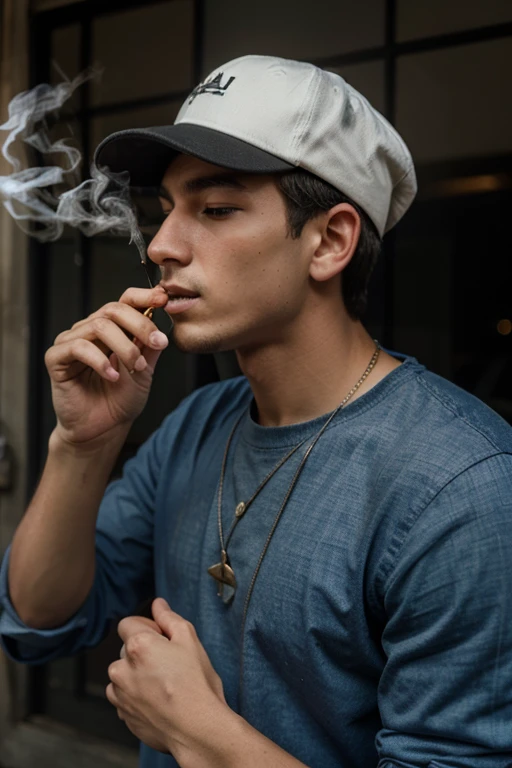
[101,301,121,318]
[53,330,68,345]
[44,347,55,366]
[91,316,110,335]
[182,619,197,639]
[125,631,153,659]
[69,338,90,356]
[107,662,121,684]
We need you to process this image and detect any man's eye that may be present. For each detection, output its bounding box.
[203,207,240,218]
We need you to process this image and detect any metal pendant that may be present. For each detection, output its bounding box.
[235,501,246,518]
[207,549,237,604]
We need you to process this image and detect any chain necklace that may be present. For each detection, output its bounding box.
[207,341,381,604]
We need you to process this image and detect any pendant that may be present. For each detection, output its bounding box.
[207,549,237,604]
[235,501,246,518]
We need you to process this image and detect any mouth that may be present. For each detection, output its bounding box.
[164,293,201,314]
[160,283,201,314]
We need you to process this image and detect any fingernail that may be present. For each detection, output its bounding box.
[106,366,119,380]
[134,355,147,372]
[149,331,168,348]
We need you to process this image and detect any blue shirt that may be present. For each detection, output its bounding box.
[2,353,512,767]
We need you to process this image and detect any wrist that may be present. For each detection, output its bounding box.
[173,701,244,768]
[49,422,131,458]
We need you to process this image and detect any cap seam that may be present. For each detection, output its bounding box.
[291,67,322,161]
[343,82,415,184]
[392,162,415,191]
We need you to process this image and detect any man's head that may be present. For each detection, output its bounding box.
[145,153,367,354]
[94,55,415,350]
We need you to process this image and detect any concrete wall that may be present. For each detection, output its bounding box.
[0,0,31,753]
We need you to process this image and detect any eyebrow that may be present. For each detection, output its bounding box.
[158,173,248,203]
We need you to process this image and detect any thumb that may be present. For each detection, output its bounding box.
[151,597,178,638]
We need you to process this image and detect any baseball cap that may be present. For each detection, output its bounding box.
[94,55,417,237]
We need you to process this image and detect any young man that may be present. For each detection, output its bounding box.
[1,56,512,768]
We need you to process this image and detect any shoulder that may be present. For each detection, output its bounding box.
[354,356,512,540]
[414,367,512,454]
[367,360,512,594]
[371,357,512,479]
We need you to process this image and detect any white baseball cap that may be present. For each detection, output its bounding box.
[94,55,417,237]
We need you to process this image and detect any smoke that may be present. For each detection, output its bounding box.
[0,72,147,263]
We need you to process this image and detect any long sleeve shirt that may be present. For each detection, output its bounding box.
[1,353,512,767]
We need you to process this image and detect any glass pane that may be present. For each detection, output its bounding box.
[46,230,83,339]
[396,38,512,164]
[47,657,77,694]
[203,0,385,75]
[90,101,182,163]
[328,60,385,116]
[91,1,194,107]
[47,119,83,196]
[50,24,81,83]
[393,189,512,427]
[50,25,81,113]
[41,230,84,452]
[397,0,512,42]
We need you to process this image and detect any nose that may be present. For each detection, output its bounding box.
[147,211,192,268]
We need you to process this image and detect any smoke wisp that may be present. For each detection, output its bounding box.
[0,72,147,262]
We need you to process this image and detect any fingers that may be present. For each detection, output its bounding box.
[105,680,127,722]
[56,301,168,352]
[46,338,123,382]
[62,319,148,375]
[118,285,168,309]
[49,294,170,381]
[151,598,195,642]
[117,615,163,644]
[105,681,118,707]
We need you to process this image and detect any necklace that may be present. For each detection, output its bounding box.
[207,341,381,604]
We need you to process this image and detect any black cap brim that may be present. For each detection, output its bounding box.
[94,123,295,187]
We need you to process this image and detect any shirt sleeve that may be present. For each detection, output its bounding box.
[0,418,169,665]
[376,451,512,768]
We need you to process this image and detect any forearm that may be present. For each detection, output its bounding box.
[176,706,309,768]
[8,425,130,628]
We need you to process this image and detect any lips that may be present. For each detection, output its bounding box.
[161,283,200,299]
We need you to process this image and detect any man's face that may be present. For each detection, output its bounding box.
[148,154,315,354]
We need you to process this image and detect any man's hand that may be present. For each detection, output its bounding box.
[45,286,170,446]
[106,598,228,759]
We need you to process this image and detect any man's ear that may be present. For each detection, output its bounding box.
[309,203,360,283]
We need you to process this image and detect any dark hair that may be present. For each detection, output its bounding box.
[276,169,382,320]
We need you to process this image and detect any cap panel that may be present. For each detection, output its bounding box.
[293,72,414,234]
[385,165,417,231]
[175,56,313,165]
[93,54,417,236]
[174,56,416,234]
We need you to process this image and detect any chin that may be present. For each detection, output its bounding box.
[171,326,232,355]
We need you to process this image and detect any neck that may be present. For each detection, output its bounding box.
[235,301,400,427]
